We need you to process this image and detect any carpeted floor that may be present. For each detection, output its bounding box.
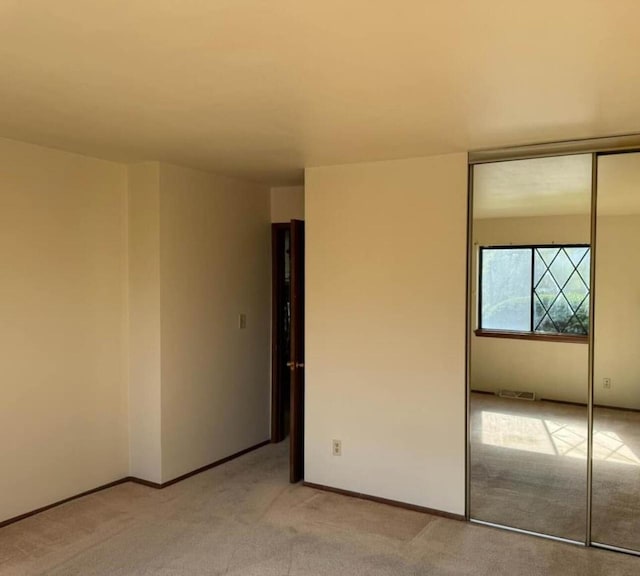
[1,441,639,575]
[470,392,640,550]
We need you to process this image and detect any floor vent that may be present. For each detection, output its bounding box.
[498,389,536,401]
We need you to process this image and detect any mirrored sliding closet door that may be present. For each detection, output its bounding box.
[469,154,592,542]
[591,152,640,553]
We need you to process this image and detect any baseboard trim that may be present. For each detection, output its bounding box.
[130,439,271,489]
[128,476,163,489]
[594,403,640,414]
[0,478,130,529]
[302,481,465,521]
[540,398,587,408]
[0,439,270,530]
[473,391,640,414]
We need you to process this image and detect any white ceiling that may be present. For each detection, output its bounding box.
[473,155,592,219]
[474,152,640,219]
[2,1,640,184]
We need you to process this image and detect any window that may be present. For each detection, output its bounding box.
[478,245,590,340]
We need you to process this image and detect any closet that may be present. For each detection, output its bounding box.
[467,142,640,555]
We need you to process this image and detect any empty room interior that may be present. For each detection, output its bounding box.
[2,1,640,574]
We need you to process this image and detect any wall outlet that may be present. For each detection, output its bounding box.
[332,439,342,456]
[238,313,247,329]
[603,377,612,389]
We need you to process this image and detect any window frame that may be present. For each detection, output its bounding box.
[475,244,590,344]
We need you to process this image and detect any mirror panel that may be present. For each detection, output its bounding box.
[469,154,592,541]
[592,152,640,552]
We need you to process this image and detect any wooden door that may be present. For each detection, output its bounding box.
[270,224,291,444]
[289,219,305,483]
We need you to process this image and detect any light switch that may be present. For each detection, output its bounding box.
[239,313,247,329]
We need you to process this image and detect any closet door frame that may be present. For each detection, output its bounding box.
[466,137,640,556]
[588,149,640,557]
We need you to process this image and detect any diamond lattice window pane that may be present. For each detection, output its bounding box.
[533,251,545,285]
[564,316,586,335]
[538,247,561,267]
[575,297,590,333]
[548,294,573,332]
[534,272,559,329]
[577,251,591,285]
[532,245,590,335]
[535,271,560,299]
[563,272,589,306]
[549,249,574,288]
[536,314,558,333]
[566,246,589,267]
[533,294,546,328]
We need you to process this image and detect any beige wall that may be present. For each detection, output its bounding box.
[128,163,163,483]
[594,215,640,410]
[0,143,272,521]
[471,215,590,403]
[126,162,272,483]
[159,164,271,482]
[271,185,304,222]
[472,215,590,248]
[305,154,467,515]
[0,138,129,523]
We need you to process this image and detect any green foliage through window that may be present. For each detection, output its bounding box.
[480,245,590,336]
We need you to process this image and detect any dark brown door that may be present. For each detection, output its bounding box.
[270,224,291,444]
[289,219,305,483]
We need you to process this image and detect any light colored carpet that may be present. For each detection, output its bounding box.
[592,405,640,551]
[470,392,588,541]
[471,392,640,550]
[1,441,638,575]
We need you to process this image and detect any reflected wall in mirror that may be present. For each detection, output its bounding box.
[469,154,592,542]
[592,152,640,552]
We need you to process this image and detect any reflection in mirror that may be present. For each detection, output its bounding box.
[469,154,592,541]
[592,152,640,552]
